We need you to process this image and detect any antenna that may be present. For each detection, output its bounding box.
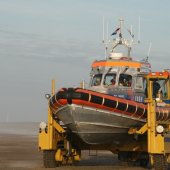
[138,16,141,43]
[130,25,133,42]
[147,42,152,61]
[119,18,124,39]
[102,16,109,59]
[102,16,105,43]
[106,22,109,42]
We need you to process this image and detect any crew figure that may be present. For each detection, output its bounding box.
[153,80,161,98]
[145,80,161,98]
[94,77,101,86]
[110,78,116,85]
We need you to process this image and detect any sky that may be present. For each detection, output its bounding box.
[0,0,170,122]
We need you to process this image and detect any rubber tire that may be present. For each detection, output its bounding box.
[43,150,60,168]
[139,159,148,168]
[153,154,168,170]
[118,151,128,161]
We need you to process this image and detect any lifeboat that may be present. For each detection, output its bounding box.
[49,19,170,146]
[49,87,170,144]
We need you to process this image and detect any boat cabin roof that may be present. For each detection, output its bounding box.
[92,59,151,70]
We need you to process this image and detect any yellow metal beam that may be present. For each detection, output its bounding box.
[39,131,50,150]
[53,121,65,133]
[146,78,165,154]
[39,79,63,150]
[128,123,148,135]
[168,79,170,99]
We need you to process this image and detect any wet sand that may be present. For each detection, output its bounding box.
[0,123,146,170]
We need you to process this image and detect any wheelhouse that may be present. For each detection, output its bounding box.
[89,58,151,103]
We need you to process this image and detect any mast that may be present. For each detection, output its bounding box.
[119,18,123,40]
[138,16,141,43]
[102,16,109,59]
[111,18,132,58]
[103,18,139,60]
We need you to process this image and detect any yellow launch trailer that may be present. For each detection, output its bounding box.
[146,72,170,170]
[39,72,170,170]
[38,80,81,167]
[129,71,170,170]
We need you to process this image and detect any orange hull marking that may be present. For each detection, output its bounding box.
[77,89,146,108]
[55,98,142,118]
[72,99,133,115]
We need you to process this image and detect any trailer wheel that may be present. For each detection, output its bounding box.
[139,159,148,168]
[43,150,60,168]
[153,154,168,170]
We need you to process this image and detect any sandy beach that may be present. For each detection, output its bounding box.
[0,122,149,170]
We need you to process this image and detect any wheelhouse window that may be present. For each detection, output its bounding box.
[119,74,132,87]
[91,74,102,86]
[103,73,116,86]
[144,79,168,99]
[135,76,144,90]
[158,80,168,98]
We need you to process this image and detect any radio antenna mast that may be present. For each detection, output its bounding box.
[147,42,152,61]
[130,25,133,43]
[102,16,105,43]
[138,16,141,43]
[107,22,109,42]
[102,16,109,59]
